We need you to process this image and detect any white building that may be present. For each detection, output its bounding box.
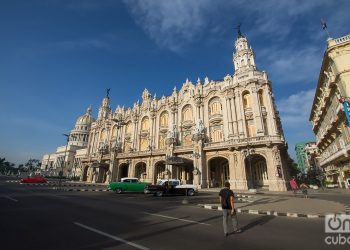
[41,107,94,178]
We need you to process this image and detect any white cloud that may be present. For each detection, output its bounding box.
[259,45,323,85]
[123,0,213,52]
[276,89,316,158]
[277,89,315,126]
[122,0,344,52]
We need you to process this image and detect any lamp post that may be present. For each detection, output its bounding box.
[243,145,255,191]
[73,162,78,181]
[59,133,76,189]
[112,116,126,182]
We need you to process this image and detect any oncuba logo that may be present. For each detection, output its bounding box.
[325,214,350,233]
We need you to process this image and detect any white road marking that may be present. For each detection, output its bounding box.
[3,196,18,202]
[74,222,149,250]
[144,212,211,226]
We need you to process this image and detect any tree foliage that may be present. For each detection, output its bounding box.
[0,157,16,174]
[289,162,301,178]
[24,158,41,171]
[0,157,41,175]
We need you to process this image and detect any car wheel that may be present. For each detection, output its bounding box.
[155,191,163,197]
[115,188,122,194]
[187,189,195,196]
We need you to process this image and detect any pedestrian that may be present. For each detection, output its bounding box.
[299,182,309,198]
[219,182,241,236]
[289,177,298,195]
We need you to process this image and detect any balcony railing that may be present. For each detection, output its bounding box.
[204,135,284,149]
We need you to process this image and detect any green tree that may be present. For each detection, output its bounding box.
[0,157,16,174]
[290,162,301,178]
[25,159,41,172]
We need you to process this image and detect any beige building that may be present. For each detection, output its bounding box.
[80,32,291,191]
[310,34,350,188]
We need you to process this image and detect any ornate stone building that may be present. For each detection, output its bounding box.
[80,31,290,191]
[310,34,350,188]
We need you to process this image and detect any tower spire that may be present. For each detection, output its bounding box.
[232,31,256,74]
[235,23,244,38]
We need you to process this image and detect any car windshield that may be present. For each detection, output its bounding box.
[156,180,163,185]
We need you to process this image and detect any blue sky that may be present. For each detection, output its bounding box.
[1,0,349,165]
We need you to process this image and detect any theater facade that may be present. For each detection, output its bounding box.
[41,31,291,191]
[78,32,291,191]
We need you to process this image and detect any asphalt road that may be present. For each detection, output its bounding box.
[0,177,346,250]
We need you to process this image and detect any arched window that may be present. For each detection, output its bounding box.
[100,129,107,141]
[141,117,149,131]
[183,134,192,146]
[158,134,166,149]
[111,126,118,138]
[258,90,264,106]
[159,112,169,128]
[211,129,223,142]
[209,97,222,116]
[182,105,193,122]
[125,122,132,134]
[243,92,251,108]
[140,138,148,151]
[246,122,256,137]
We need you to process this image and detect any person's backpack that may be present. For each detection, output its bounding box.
[222,190,231,209]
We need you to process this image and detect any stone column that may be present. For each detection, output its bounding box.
[230,97,238,137]
[235,91,245,137]
[228,152,237,189]
[235,151,248,190]
[266,146,287,191]
[266,89,278,136]
[224,97,233,136]
[251,87,264,136]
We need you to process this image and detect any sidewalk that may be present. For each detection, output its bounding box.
[198,188,350,219]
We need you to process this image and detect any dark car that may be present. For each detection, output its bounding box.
[20,176,47,183]
[144,179,197,197]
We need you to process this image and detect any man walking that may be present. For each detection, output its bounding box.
[219,182,241,236]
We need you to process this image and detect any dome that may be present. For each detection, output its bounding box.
[76,107,94,126]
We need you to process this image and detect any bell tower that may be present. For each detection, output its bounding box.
[233,25,256,74]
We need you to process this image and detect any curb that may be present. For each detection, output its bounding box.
[59,188,109,192]
[197,204,328,219]
[345,205,350,215]
[19,183,106,187]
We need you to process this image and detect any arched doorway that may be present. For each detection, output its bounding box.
[118,163,129,180]
[245,154,268,189]
[82,165,89,181]
[154,161,166,183]
[208,157,229,188]
[172,158,194,185]
[135,162,146,180]
[97,164,109,183]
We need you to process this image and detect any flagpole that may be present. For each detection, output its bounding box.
[321,19,331,38]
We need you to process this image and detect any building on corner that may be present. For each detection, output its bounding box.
[309,33,350,188]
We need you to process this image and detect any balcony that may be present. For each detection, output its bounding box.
[204,135,284,150]
[209,113,223,123]
[181,120,195,129]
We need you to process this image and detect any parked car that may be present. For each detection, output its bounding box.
[108,177,151,194]
[20,176,47,183]
[144,179,197,197]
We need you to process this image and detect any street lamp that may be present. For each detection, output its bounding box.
[112,117,127,181]
[59,133,76,189]
[73,162,78,181]
[242,145,255,191]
